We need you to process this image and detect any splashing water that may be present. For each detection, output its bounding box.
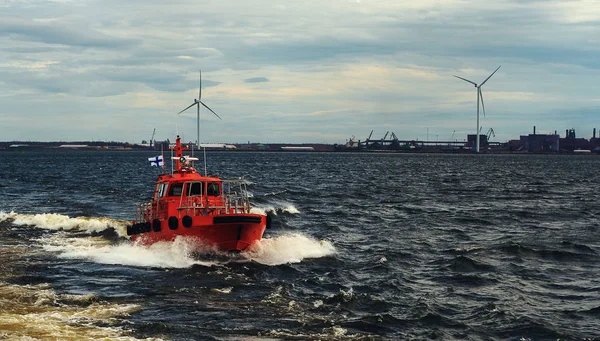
[244,233,336,266]
[31,224,334,269]
[250,202,301,215]
[1,211,128,237]
[38,234,218,269]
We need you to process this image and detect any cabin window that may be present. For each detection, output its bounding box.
[187,182,203,196]
[157,183,167,198]
[207,183,220,196]
[169,183,183,196]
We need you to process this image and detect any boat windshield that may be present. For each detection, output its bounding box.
[156,183,168,198]
[187,182,203,196]
[207,182,220,196]
[168,183,183,196]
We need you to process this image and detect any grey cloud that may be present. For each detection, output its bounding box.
[223,36,398,66]
[1,66,222,96]
[95,68,222,92]
[3,45,68,54]
[244,77,269,83]
[103,47,224,67]
[2,69,135,97]
[0,17,140,48]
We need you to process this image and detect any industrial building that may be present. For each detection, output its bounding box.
[518,127,560,152]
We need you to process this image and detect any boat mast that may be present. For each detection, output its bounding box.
[172,135,188,173]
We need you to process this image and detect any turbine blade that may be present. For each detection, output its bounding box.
[479,88,486,118]
[198,69,202,100]
[200,101,222,120]
[454,75,477,87]
[480,65,501,87]
[176,102,197,115]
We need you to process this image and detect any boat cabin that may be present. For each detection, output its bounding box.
[155,180,222,199]
[136,177,251,223]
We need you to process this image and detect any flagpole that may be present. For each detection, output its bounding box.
[161,143,165,174]
[203,146,207,176]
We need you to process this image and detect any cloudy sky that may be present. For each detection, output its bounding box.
[1,0,599,144]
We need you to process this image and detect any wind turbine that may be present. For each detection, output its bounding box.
[177,70,222,150]
[454,65,501,153]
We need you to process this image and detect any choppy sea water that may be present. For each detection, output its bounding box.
[0,150,599,340]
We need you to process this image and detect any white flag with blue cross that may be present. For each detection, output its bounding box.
[148,155,164,167]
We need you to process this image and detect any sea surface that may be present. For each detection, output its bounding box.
[0,150,599,340]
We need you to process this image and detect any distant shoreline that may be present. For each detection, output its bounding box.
[1,144,598,155]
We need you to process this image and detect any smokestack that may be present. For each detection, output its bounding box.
[566,129,569,138]
[594,128,597,139]
[533,126,536,135]
[555,130,557,136]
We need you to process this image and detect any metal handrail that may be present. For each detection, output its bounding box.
[222,180,251,214]
[136,179,253,220]
[135,202,153,222]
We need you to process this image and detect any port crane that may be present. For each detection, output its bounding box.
[364,130,374,148]
[486,128,495,141]
[150,128,156,147]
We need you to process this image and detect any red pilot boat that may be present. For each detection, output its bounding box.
[127,136,269,252]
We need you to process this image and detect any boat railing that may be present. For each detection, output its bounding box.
[135,202,153,222]
[175,179,252,216]
[177,195,208,216]
[223,180,251,214]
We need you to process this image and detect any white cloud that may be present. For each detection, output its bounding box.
[552,0,600,23]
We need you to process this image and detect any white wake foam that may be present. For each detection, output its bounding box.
[39,234,217,269]
[36,231,335,268]
[244,233,336,266]
[251,202,301,215]
[0,211,128,237]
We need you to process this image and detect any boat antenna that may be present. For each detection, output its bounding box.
[200,85,203,173]
[203,146,207,176]
[161,142,166,174]
[170,143,174,175]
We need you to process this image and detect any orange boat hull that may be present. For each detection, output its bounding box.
[129,214,267,252]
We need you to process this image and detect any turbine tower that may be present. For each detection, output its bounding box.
[454,65,501,153]
[176,70,222,150]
